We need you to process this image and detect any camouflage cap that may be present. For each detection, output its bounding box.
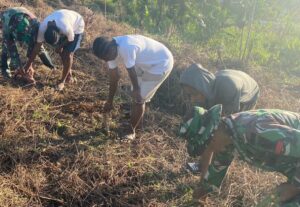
[179,104,222,157]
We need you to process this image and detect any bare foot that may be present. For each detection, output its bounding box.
[57,82,65,91]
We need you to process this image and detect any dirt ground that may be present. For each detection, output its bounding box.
[0,0,299,206]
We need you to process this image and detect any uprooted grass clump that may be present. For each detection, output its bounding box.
[0,0,299,206]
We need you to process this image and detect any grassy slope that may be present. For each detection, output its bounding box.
[0,0,299,206]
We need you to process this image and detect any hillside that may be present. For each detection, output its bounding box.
[0,0,299,207]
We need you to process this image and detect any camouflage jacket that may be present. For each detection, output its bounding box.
[1,7,40,69]
[1,7,37,40]
[224,109,300,174]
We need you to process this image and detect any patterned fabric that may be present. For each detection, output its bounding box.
[225,109,300,180]
[179,104,222,157]
[202,143,235,190]
[1,7,39,70]
[194,108,300,205]
[1,7,36,36]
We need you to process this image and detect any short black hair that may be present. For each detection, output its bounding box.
[44,25,60,45]
[92,36,113,59]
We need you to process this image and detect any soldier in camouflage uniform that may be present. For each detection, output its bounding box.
[0,7,54,82]
[179,105,300,206]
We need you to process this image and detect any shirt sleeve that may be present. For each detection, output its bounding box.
[61,23,75,42]
[119,45,137,69]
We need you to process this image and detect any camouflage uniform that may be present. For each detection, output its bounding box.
[180,106,300,206]
[1,7,53,78]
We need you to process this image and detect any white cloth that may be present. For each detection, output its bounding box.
[134,57,173,103]
[107,35,173,75]
[37,9,85,43]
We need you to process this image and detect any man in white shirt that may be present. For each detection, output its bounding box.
[92,35,174,140]
[24,9,85,90]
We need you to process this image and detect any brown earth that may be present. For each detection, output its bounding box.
[0,0,299,206]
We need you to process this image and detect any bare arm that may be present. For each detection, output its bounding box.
[55,37,69,54]
[126,66,139,91]
[200,127,233,180]
[24,42,42,71]
[192,145,214,200]
[126,66,142,103]
[200,146,214,180]
[108,68,120,101]
[104,68,120,112]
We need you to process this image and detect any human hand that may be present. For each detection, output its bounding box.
[26,66,34,75]
[57,82,65,91]
[14,68,25,79]
[14,68,36,84]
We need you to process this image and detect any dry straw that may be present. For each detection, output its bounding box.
[0,0,298,206]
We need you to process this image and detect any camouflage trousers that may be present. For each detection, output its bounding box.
[1,36,48,70]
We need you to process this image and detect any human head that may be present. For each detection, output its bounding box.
[180,63,215,106]
[92,36,118,61]
[179,104,223,156]
[181,84,206,106]
[44,21,60,45]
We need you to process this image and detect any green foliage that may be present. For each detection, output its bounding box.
[86,0,300,71]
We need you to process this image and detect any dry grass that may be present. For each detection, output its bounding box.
[0,0,299,206]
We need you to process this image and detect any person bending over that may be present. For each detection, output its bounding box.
[179,105,300,206]
[180,63,260,117]
[93,35,174,140]
[24,9,84,90]
[0,7,54,83]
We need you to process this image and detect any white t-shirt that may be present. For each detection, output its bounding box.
[107,35,173,75]
[37,9,85,43]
